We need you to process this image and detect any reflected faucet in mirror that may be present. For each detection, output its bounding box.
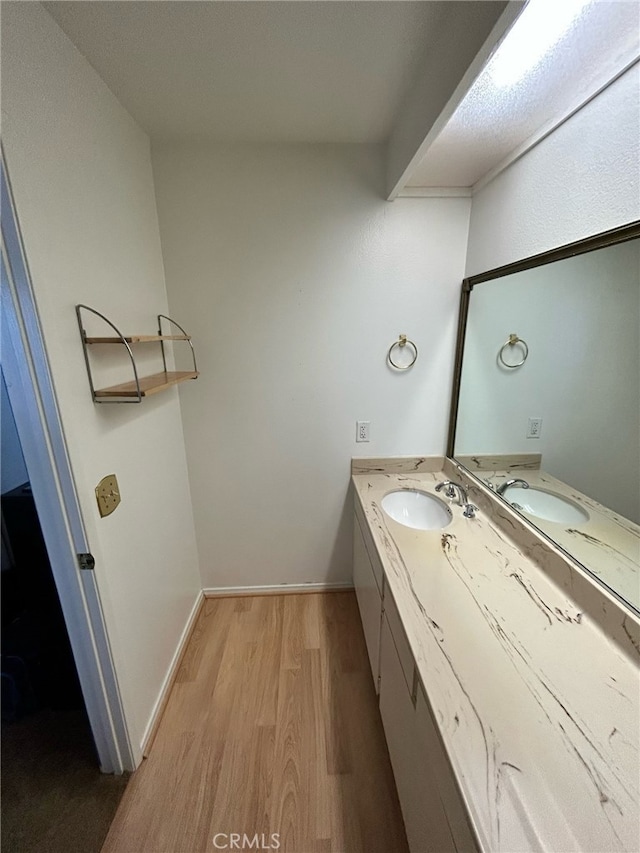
[496,478,529,496]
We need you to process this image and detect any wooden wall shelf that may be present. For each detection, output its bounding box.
[94,371,198,399]
[84,334,190,344]
[76,305,199,404]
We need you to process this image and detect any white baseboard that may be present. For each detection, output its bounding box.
[203,581,354,598]
[140,590,204,758]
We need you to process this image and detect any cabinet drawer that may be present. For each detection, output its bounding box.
[353,515,383,689]
[354,499,384,594]
[380,615,458,853]
[415,684,479,852]
[384,587,415,697]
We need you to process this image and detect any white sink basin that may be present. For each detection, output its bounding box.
[502,486,589,526]
[382,489,452,531]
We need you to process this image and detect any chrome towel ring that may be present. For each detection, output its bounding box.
[388,334,418,370]
[499,333,529,369]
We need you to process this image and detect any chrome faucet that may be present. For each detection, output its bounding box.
[496,478,529,496]
[435,480,468,506]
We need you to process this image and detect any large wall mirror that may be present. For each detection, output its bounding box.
[448,222,640,614]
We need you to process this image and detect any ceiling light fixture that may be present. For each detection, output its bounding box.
[487,0,592,87]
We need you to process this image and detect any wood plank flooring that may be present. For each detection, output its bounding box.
[102,593,409,853]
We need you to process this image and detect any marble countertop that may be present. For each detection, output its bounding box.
[476,468,640,612]
[352,465,640,852]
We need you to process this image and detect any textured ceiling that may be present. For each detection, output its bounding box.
[408,0,640,188]
[44,1,454,144]
[47,0,617,189]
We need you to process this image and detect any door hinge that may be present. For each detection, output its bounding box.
[77,552,95,571]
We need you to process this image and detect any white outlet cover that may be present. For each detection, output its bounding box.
[356,421,370,442]
[527,417,542,438]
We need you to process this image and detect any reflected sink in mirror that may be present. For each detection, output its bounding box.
[502,486,589,526]
[382,489,452,531]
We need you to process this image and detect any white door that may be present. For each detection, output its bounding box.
[1,156,133,773]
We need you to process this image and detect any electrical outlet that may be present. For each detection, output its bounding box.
[356,421,370,442]
[527,417,543,439]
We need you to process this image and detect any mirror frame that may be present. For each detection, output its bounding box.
[446,219,640,612]
[447,219,640,454]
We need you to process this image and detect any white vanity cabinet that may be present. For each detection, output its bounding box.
[352,496,478,852]
[379,596,478,853]
[353,513,383,691]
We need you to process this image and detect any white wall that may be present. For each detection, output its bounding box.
[1,368,29,494]
[1,3,202,759]
[456,239,640,522]
[466,64,640,275]
[152,143,470,588]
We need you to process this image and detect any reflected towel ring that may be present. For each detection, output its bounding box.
[499,333,529,368]
[388,334,418,370]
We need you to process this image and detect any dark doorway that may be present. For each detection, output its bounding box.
[1,371,128,853]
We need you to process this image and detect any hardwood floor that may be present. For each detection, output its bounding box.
[102,593,409,853]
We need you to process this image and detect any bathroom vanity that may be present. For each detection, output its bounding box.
[351,456,639,853]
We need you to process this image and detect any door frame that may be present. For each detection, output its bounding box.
[1,155,134,773]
